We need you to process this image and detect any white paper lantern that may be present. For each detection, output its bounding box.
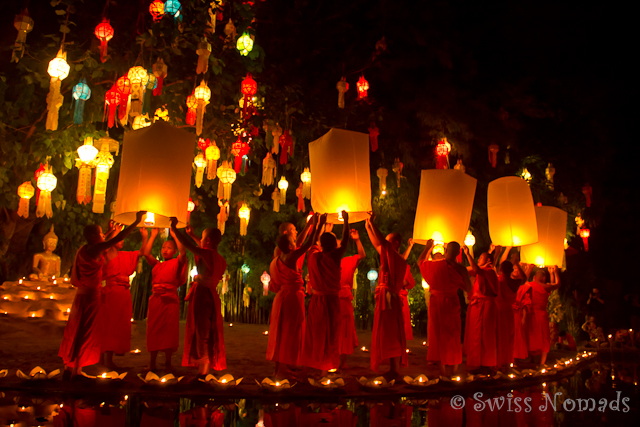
[487,176,538,246]
[521,206,567,267]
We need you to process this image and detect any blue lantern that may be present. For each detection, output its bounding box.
[165,0,182,21]
[72,79,91,124]
[241,263,250,282]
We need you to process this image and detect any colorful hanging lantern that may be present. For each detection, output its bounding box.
[165,0,182,21]
[277,176,289,205]
[241,73,258,118]
[336,77,348,108]
[231,136,250,173]
[36,165,57,219]
[12,9,34,63]
[582,183,592,207]
[272,188,280,212]
[224,19,236,39]
[368,124,379,152]
[196,39,211,74]
[205,142,220,180]
[262,152,276,186]
[521,206,567,267]
[392,158,403,188]
[186,92,197,126]
[217,160,236,201]
[149,1,165,22]
[435,138,450,169]
[521,168,532,182]
[301,167,311,199]
[238,203,250,236]
[579,228,590,252]
[194,153,207,188]
[75,137,99,205]
[217,200,229,234]
[261,272,270,296]
[92,139,115,213]
[296,182,305,212]
[142,71,156,115]
[17,181,35,218]
[453,159,466,173]
[72,79,91,125]
[487,176,538,246]
[115,75,132,125]
[94,18,114,63]
[104,85,121,128]
[545,163,556,190]
[356,75,369,99]
[488,144,499,168]
[132,114,151,130]
[279,130,293,165]
[127,66,149,117]
[236,32,254,56]
[377,167,388,195]
[46,50,70,131]
[271,123,283,155]
[194,81,211,136]
[152,58,168,96]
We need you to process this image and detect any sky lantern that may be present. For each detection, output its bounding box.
[412,169,477,244]
[579,228,590,251]
[12,9,34,63]
[309,128,372,223]
[487,176,538,246]
[301,167,311,199]
[521,206,567,267]
[104,85,121,128]
[152,58,167,96]
[377,167,388,195]
[75,137,99,205]
[196,39,211,74]
[356,75,369,99]
[114,122,194,228]
[149,1,165,21]
[336,77,348,108]
[205,142,220,180]
[92,138,115,213]
[236,32,254,56]
[36,165,57,218]
[194,153,207,188]
[278,176,289,205]
[94,18,114,63]
[17,181,35,218]
[217,160,236,202]
[72,79,91,124]
[435,138,450,169]
[46,50,70,131]
[194,81,211,136]
[241,73,258,118]
[261,272,270,296]
[238,203,250,236]
[488,144,499,168]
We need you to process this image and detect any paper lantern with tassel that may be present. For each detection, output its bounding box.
[301,168,311,199]
[579,228,590,252]
[261,272,270,296]
[194,81,211,136]
[104,85,121,128]
[309,128,372,223]
[392,158,403,188]
[368,124,379,152]
[115,76,132,125]
[194,153,207,188]
[336,77,348,108]
[205,142,220,180]
[152,58,167,96]
[356,75,369,99]
[17,181,35,218]
[435,138,450,169]
[12,9,34,63]
[412,169,477,244]
[271,124,282,155]
[127,67,148,117]
[487,176,538,246]
[241,73,258,118]
[278,176,288,205]
[94,18,114,63]
[165,0,182,21]
[217,161,236,201]
[238,203,250,236]
[187,198,195,222]
[36,166,57,219]
[279,130,293,165]
[149,1,165,21]
[92,139,115,213]
[196,39,211,74]
[114,122,195,228]
[262,152,276,186]
[186,92,197,126]
[75,137,98,205]
[296,182,305,212]
[46,50,70,131]
[488,144,499,168]
[377,167,388,196]
[217,200,229,234]
[272,188,280,212]
[236,32,254,56]
[521,206,567,267]
[231,136,250,173]
[72,79,91,125]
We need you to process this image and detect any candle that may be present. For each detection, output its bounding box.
[24,295,28,300]
[101,373,107,378]
[406,349,410,353]
[50,296,54,299]
[30,313,35,317]
[328,368,337,373]
[66,308,70,313]
[3,297,7,300]
[455,376,461,382]
[19,279,23,284]
[418,377,424,383]
[131,349,141,354]
[221,379,227,384]
[509,374,516,379]
[229,323,233,327]
[422,341,426,346]
[37,286,41,290]
[160,378,166,383]
[263,331,268,335]
[373,380,381,385]
[275,381,280,387]
[124,395,128,400]
[131,318,134,323]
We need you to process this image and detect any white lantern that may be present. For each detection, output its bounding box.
[487,176,538,246]
[277,176,289,205]
[521,206,567,267]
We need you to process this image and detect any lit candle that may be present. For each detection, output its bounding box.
[131,349,141,354]
[221,379,227,384]
[373,380,381,385]
[160,378,166,383]
[418,377,424,383]
[124,395,128,400]
[101,373,107,378]
[541,369,546,374]
[131,318,134,323]
[3,297,7,300]
[49,296,53,299]
[328,368,337,373]
[455,376,461,382]
[406,349,410,353]
[53,280,57,285]
[275,381,280,387]
[37,286,41,290]
[326,379,331,385]
[630,329,635,347]
[24,295,28,300]
[66,308,70,313]
[19,279,23,284]
[30,313,35,317]
[263,331,268,335]
[229,323,233,327]
[509,374,516,379]
[422,341,426,346]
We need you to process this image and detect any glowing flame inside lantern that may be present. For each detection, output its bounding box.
[144,212,155,227]
[336,205,350,221]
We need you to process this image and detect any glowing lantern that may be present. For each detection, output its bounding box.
[579,228,590,252]
[115,75,132,125]
[435,138,450,169]
[309,128,372,223]
[432,244,445,255]
[144,212,156,226]
[196,39,211,74]
[545,163,555,190]
[114,121,195,228]
[464,232,476,247]
[92,139,115,213]
[46,50,70,131]
[231,135,250,173]
[72,79,91,125]
[205,142,220,180]
[487,176,538,246]
[238,203,250,236]
[262,152,276,186]
[454,159,466,173]
[127,66,149,117]
[356,75,369,99]
[165,0,182,20]
[12,9,34,63]
[104,85,121,128]
[217,161,236,201]
[152,58,168,96]
[143,71,156,114]
[301,168,311,199]
[236,32,254,56]
[149,1,165,21]
[521,206,567,267]
[377,167,388,195]
[261,271,270,296]
[187,197,195,222]
[36,166,57,218]
[241,73,258,117]
[17,181,35,218]
[194,81,211,136]
[186,92,197,126]
[94,18,114,63]
[488,144,499,168]
[413,169,477,245]
[132,114,151,130]
[154,107,169,121]
[76,137,99,205]
[521,168,532,182]
[336,77,348,108]
[278,176,289,205]
[367,269,378,291]
[194,153,207,188]
[218,200,229,234]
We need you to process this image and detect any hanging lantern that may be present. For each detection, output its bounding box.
[582,183,592,207]
[579,228,590,252]
[17,181,35,218]
[464,231,476,247]
[152,58,168,96]
[132,114,151,130]
[224,19,236,39]
[272,188,280,212]
[231,136,250,173]
[367,269,378,291]
[261,272,270,296]
[72,79,91,125]
[488,144,499,168]
[92,139,115,213]
[127,66,149,117]
[279,130,293,165]
[115,75,132,125]
[301,167,311,199]
[271,123,282,155]
[194,81,211,136]
[392,158,403,188]
[46,50,70,131]
[142,71,156,115]
[238,203,250,236]
[236,32,254,56]
[487,176,538,246]
[435,138,450,169]
[194,153,207,188]
[377,167,388,195]
[241,73,258,118]
[217,200,229,234]
[187,198,195,222]
[186,92,197,126]
[196,39,211,74]
[205,142,220,180]
[521,168,532,182]
[12,9,34,63]
[336,77,349,108]
[545,163,556,190]
[368,124,380,152]
[165,0,182,21]
[94,18,114,63]
[296,182,305,212]
[104,85,121,128]
[36,166,57,219]
[521,206,567,267]
[149,1,165,21]
[75,137,98,205]
[356,75,369,99]
[154,107,169,121]
[453,159,466,173]
[217,160,236,201]
[278,176,289,205]
[262,152,276,186]
[413,170,477,244]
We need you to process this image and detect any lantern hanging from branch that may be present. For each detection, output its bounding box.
[217,200,229,234]
[279,130,293,165]
[241,73,258,118]
[194,81,211,136]
[272,188,280,212]
[582,183,592,207]
[296,182,305,212]
[75,137,99,205]
[127,66,149,117]
[36,165,57,218]
[262,152,276,186]
[301,167,311,199]
[579,228,590,252]
[377,167,388,195]
[521,206,567,267]
[356,75,369,99]
[72,79,91,125]
[132,114,151,130]
[231,135,250,173]
[46,50,70,131]
[196,39,211,74]
[392,158,403,188]
[205,142,220,180]
[309,128,372,223]
[115,75,132,125]
[149,1,165,21]
[487,176,538,246]
[12,9,34,63]
[488,144,499,168]
[278,176,289,205]
[521,168,532,182]
[94,18,114,63]
[142,71,156,115]
[238,203,250,236]
[545,163,555,190]
[185,92,197,126]
[224,19,236,39]
[454,159,466,173]
[368,123,379,152]
[367,269,378,291]
[194,153,207,188]
[104,85,121,128]
[92,139,115,213]
[187,197,195,222]
[17,181,35,218]
[435,138,450,169]
[413,169,477,244]
[271,124,282,155]
[152,58,167,96]
[261,272,270,296]
[165,0,182,21]
[336,77,348,108]
[236,32,254,56]
[217,160,236,202]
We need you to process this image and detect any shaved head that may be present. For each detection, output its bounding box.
[320,232,338,252]
[202,228,222,248]
[83,224,102,244]
[279,222,294,235]
[277,235,294,254]
[445,241,460,261]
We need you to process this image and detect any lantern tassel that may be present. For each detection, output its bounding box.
[36,190,53,219]
[207,158,217,180]
[154,77,163,96]
[100,40,108,63]
[196,100,205,136]
[77,166,92,205]
[46,79,63,131]
[217,201,228,235]
[73,99,85,125]
[279,187,286,205]
[17,198,30,218]
[272,189,280,212]
[240,217,248,236]
[92,166,109,213]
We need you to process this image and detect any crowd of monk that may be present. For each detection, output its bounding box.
[58,210,561,381]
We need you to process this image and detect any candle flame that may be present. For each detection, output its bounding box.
[418,377,424,382]
[221,379,227,383]
[455,376,461,381]
[144,212,155,227]
[275,381,280,386]
[373,380,381,385]
[101,373,107,378]
[161,378,166,383]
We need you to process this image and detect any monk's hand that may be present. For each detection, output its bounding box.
[350,229,360,240]
[341,210,349,223]
[169,217,178,229]
[408,238,414,247]
[426,238,434,247]
[140,227,148,238]
[135,210,147,223]
[489,243,495,253]
[319,213,327,226]
[462,245,469,255]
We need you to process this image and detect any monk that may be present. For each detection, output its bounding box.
[99,222,147,370]
[59,211,145,378]
[418,239,472,377]
[142,227,187,371]
[300,212,348,373]
[171,218,227,376]
[527,265,561,366]
[267,213,320,378]
[338,228,366,368]
[273,220,314,261]
[400,238,416,341]
[365,213,414,378]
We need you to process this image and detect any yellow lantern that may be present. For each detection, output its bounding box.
[487,176,538,246]
[132,114,151,130]
[194,153,207,188]
[127,66,149,117]
[236,32,254,56]
[521,168,532,182]
[194,80,211,136]
[12,9,34,63]
[464,231,476,247]
[309,128,372,223]
[17,181,35,218]
[36,166,57,218]
[76,137,98,205]
[205,143,220,180]
[114,121,195,228]
[300,167,311,199]
[196,39,211,74]
[521,206,567,267]
[238,203,250,236]
[412,169,477,244]
[92,139,115,213]
[377,167,388,195]
[46,50,70,131]
[217,160,236,201]
[277,176,289,205]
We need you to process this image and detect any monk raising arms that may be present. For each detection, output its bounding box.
[267,213,320,379]
[527,265,561,366]
[59,211,145,379]
[170,218,227,376]
[399,238,416,342]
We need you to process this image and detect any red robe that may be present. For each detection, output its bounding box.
[513,283,533,359]
[183,251,227,369]
[147,258,186,352]
[179,408,224,427]
[496,275,517,366]
[59,245,103,369]
[370,403,412,427]
[371,244,412,372]
[266,258,306,365]
[300,246,341,370]
[339,255,359,355]
[53,400,97,427]
[463,266,498,367]
[100,251,137,354]
[427,398,463,427]
[265,405,301,427]
[420,259,463,365]
[400,265,415,340]
[527,281,551,354]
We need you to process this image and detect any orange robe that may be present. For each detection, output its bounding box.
[427,398,463,427]
[420,259,464,365]
[527,281,551,354]
[300,246,341,370]
[463,266,498,367]
[266,258,306,365]
[183,252,227,369]
[59,246,103,369]
[513,283,532,359]
[339,255,359,355]
[400,265,415,340]
[179,408,224,427]
[100,251,137,354]
[147,258,186,352]
[371,244,412,372]
[370,403,412,427]
[496,275,517,366]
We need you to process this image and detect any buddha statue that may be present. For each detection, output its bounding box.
[29,225,61,282]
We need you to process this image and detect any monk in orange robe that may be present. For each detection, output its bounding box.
[365,214,414,378]
[142,227,187,371]
[401,238,416,341]
[418,239,471,377]
[171,219,227,376]
[301,212,349,373]
[526,265,561,366]
[59,211,144,378]
[267,213,319,378]
[273,220,314,267]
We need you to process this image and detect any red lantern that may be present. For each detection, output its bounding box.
[435,138,450,169]
[94,18,114,63]
[231,136,250,173]
[579,228,590,251]
[356,75,369,99]
[279,130,293,165]
[198,137,211,151]
[115,76,131,122]
[103,86,121,128]
[186,92,197,126]
[368,124,379,152]
[241,73,257,118]
[149,1,165,22]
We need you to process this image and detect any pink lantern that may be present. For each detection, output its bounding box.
[261,271,270,296]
